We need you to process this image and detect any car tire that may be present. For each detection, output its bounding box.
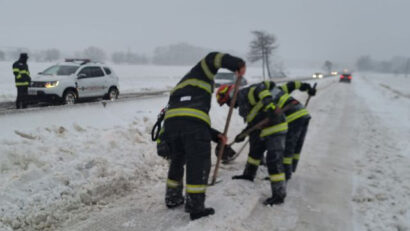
[104,87,119,101]
[62,90,77,105]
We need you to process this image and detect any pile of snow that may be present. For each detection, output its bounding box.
[0,69,408,231]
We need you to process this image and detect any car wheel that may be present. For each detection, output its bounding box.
[106,87,119,101]
[63,90,77,105]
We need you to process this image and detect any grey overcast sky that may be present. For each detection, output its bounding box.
[1,0,410,64]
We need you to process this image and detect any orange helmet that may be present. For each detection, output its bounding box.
[216,84,234,106]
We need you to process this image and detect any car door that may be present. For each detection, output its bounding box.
[76,66,104,97]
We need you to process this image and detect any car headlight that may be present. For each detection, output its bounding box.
[312,74,316,78]
[45,81,59,88]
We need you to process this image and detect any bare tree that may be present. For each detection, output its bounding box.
[323,60,333,74]
[248,31,277,79]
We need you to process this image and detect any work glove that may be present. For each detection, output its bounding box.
[234,132,246,143]
[308,87,316,96]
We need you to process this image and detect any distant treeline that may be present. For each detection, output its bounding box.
[356,55,410,74]
[0,43,211,66]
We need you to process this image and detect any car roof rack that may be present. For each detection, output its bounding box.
[65,58,91,65]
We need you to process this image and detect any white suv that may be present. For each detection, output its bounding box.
[29,59,120,104]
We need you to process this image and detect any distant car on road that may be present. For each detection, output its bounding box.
[312,72,324,79]
[339,73,352,83]
[214,72,248,88]
[28,59,120,105]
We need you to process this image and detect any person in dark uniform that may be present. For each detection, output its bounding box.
[12,53,31,109]
[268,81,316,180]
[216,81,288,205]
[163,52,245,220]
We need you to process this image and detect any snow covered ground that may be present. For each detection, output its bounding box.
[0,65,409,231]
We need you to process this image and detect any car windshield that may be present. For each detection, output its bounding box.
[215,73,234,80]
[41,65,79,76]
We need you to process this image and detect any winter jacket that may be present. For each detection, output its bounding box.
[165,52,245,127]
[12,60,31,87]
[236,81,287,137]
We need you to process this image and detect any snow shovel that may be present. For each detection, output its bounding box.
[210,74,243,186]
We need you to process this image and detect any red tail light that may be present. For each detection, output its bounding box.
[348,76,352,80]
[340,75,344,79]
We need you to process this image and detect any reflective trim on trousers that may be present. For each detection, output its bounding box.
[283,157,293,165]
[186,184,206,194]
[167,179,181,188]
[247,156,261,166]
[270,173,285,182]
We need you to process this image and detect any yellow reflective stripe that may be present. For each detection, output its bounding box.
[172,79,212,94]
[248,87,256,105]
[260,122,288,137]
[201,59,214,80]
[19,70,30,75]
[283,157,292,165]
[264,102,276,112]
[156,128,165,144]
[214,53,224,69]
[281,84,289,93]
[258,90,271,100]
[270,173,285,182]
[293,154,300,160]
[165,108,211,126]
[167,179,181,188]
[15,82,29,86]
[13,68,20,72]
[264,81,271,89]
[247,156,261,166]
[186,184,206,194]
[295,81,301,89]
[16,74,22,79]
[246,101,263,122]
[286,108,309,123]
[278,93,290,108]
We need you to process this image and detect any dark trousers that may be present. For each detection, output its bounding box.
[292,117,310,172]
[248,130,286,178]
[16,86,28,109]
[164,119,211,212]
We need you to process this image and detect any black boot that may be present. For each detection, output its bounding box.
[232,163,258,182]
[190,208,215,220]
[165,184,184,209]
[264,181,287,206]
[185,193,215,220]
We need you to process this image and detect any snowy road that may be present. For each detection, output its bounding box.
[0,74,409,231]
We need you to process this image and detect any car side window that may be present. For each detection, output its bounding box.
[103,67,111,75]
[78,66,105,78]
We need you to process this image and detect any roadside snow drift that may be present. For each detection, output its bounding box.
[0,68,409,231]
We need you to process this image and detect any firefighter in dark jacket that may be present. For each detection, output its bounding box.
[269,81,316,180]
[216,81,288,205]
[12,53,31,109]
[163,52,245,220]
